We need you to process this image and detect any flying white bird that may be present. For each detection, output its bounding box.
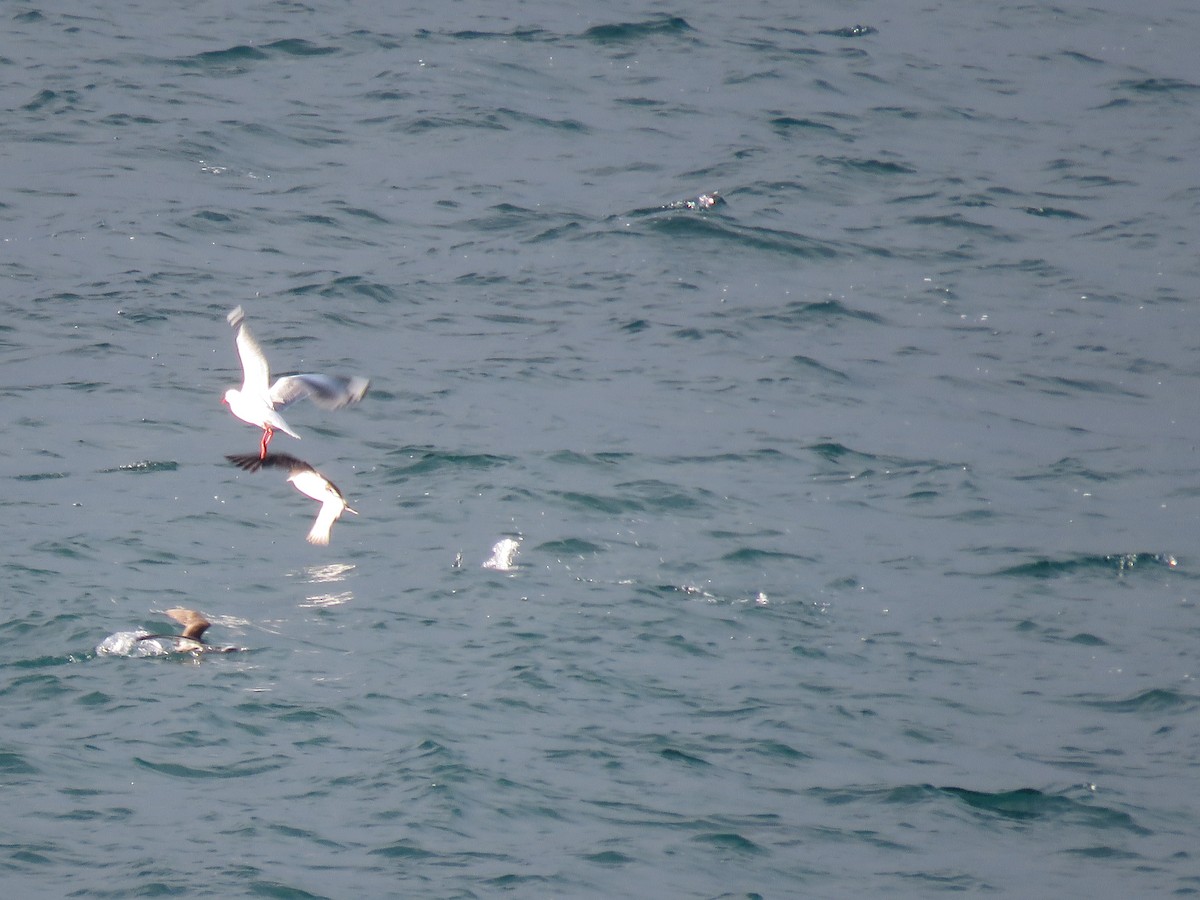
[223,306,370,458]
[227,452,358,545]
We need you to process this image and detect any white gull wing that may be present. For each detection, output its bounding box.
[269,374,370,411]
[304,491,358,546]
[306,496,341,545]
[227,306,271,396]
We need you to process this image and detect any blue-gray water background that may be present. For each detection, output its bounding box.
[3,1,1199,896]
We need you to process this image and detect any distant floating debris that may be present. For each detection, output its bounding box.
[483,538,521,571]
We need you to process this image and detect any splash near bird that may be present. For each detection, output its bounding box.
[223,306,370,458]
[227,452,358,545]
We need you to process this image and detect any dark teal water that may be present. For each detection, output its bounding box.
[3,1,1199,896]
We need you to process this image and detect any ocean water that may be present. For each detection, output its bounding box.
[3,0,1199,896]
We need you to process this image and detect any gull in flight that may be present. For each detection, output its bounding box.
[223,306,370,458]
[227,452,358,545]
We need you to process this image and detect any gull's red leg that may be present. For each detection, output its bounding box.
[260,426,274,459]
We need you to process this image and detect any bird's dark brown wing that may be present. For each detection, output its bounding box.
[226,453,313,474]
[164,608,211,641]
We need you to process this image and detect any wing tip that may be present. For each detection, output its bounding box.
[227,306,246,328]
[225,453,263,472]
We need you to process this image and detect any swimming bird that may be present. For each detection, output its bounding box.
[96,609,241,656]
[135,607,211,651]
[137,608,242,653]
[226,452,358,545]
[223,306,370,458]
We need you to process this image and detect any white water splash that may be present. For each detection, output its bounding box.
[96,631,182,658]
[482,538,520,571]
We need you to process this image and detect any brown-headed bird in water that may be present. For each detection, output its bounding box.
[137,608,238,653]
